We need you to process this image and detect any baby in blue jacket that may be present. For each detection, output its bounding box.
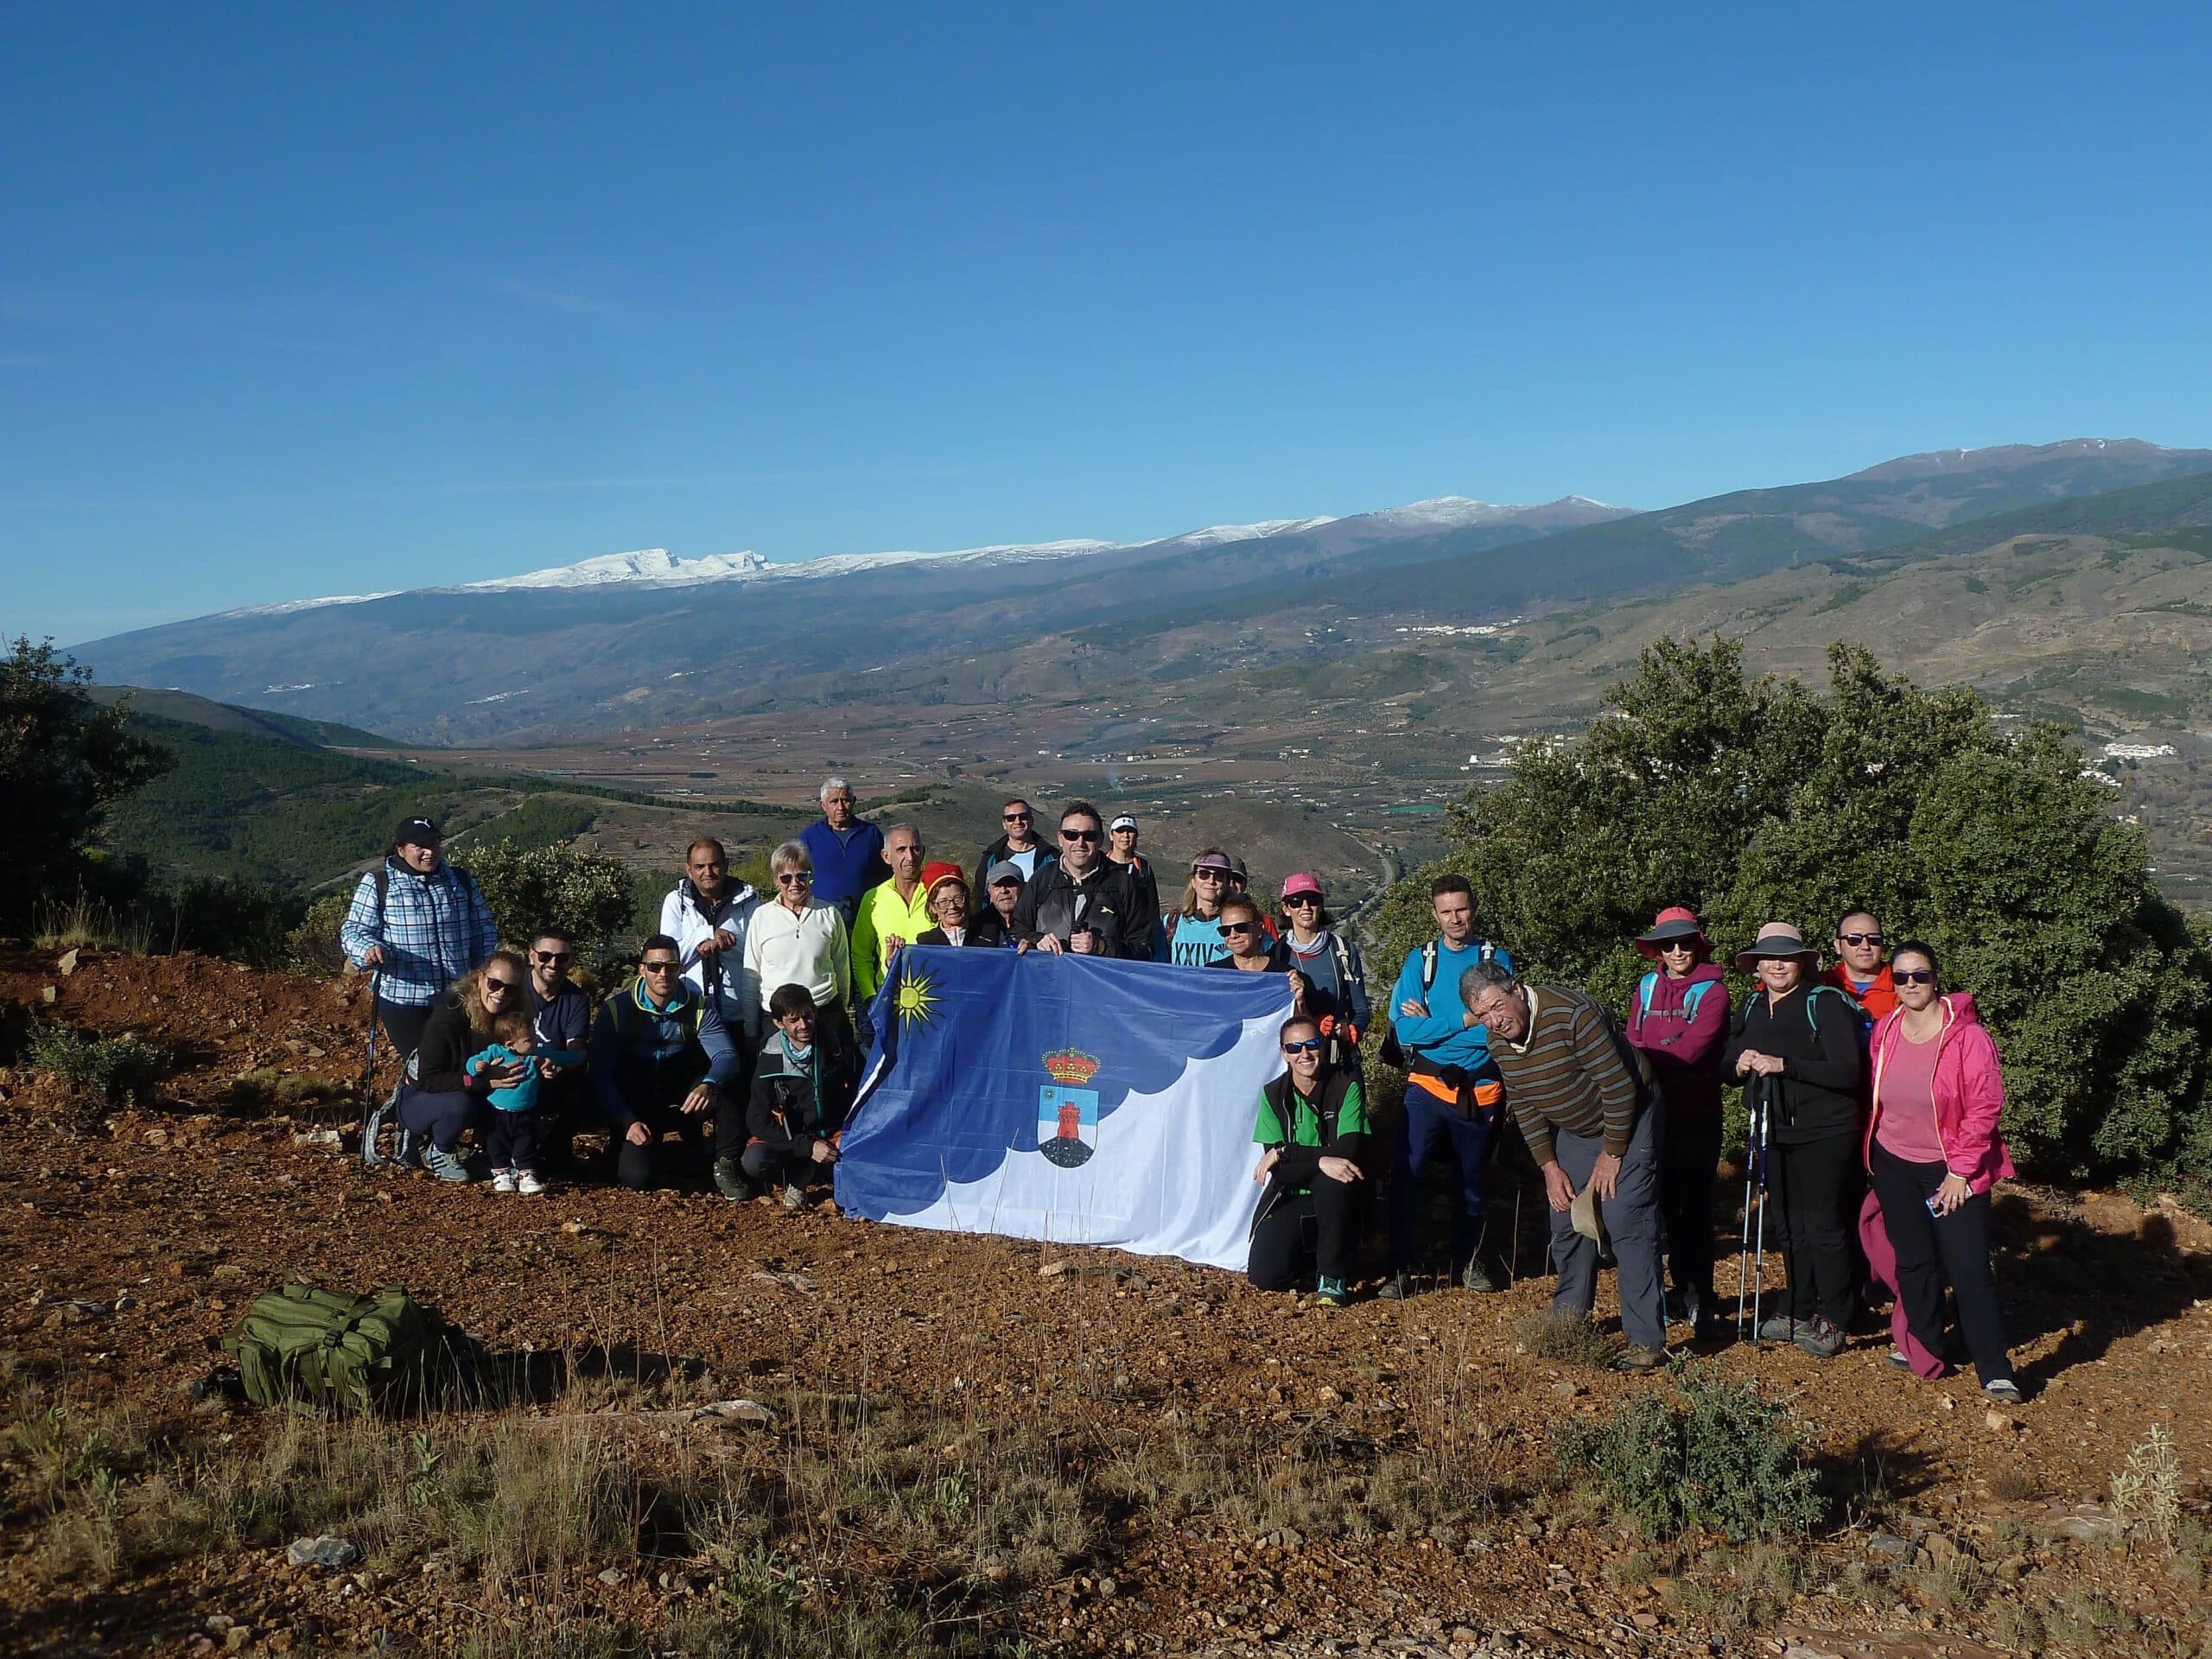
[467,1028,584,1195]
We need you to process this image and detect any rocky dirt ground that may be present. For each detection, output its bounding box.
[2,947,2209,1658]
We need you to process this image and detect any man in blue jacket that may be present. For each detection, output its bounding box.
[591,934,742,1192]
[1383,874,1515,1299]
[798,777,887,930]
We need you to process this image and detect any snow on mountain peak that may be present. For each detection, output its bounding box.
[456,548,769,591]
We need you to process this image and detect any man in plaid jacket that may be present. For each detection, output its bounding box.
[340,817,501,1063]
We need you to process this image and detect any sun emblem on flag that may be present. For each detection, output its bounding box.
[893,967,940,1028]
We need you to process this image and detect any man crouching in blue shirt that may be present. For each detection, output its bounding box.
[1382,874,1513,1299]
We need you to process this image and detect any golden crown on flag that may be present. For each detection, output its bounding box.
[1042,1048,1099,1085]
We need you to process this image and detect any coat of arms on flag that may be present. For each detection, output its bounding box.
[1038,1048,1100,1166]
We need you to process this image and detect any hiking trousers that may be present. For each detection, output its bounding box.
[1545,1101,1666,1351]
[397,1087,475,1154]
[741,1143,832,1191]
[1660,1107,1724,1300]
[1249,1173,1363,1292]
[1869,1140,2013,1385]
[376,999,435,1066]
[1767,1130,1859,1329]
[614,1097,712,1191]
[1389,1090,1496,1271]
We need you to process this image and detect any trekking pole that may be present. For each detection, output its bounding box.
[1737,1079,1766,1344]
[358,969,382,1110]
[1750,1080,1771,1342]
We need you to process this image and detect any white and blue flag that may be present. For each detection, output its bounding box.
[835,948,1294,1271]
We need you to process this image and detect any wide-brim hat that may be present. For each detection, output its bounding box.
[1734,922,1820,971]
[1635,906,1711,961]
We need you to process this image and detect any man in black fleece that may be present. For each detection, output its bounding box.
[1723,922,1865,1357]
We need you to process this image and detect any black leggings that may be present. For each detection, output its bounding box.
[376,1000,435,1067]
[1661,1110,1724,1298]
[1249,1173,1362,1291]
[1869,1140,2013,1384]
[1766,1132,1859,1328]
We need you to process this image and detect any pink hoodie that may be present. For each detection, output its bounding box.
[1863,993,2016,1194]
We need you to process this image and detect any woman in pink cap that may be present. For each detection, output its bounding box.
[1277,873,1370,1068]
[1625,906,1732,1336]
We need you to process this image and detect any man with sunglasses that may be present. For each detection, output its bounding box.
[1823,912,1898,1022]
[1014,802,1146,959]
[525,931,595,1176]
[971,798,1057,900]
[589,933,743,1192]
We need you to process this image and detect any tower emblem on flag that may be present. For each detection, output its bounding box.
[1038,1048,1099,1167]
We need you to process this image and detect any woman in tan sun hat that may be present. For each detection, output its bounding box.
[1722,922,1865,1359]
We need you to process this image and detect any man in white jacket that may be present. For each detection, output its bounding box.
[658,839,760,1046]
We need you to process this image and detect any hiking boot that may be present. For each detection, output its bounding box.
[421,1145,471,1184]
[516,1171,546,1197]
[1375,1271,1412,1301]
[780,1184,808,1211]
[1756,1313,1800,1343]
[1461,1257,1503,1294]
[1614,1344,1667,1373]
[1982,1378,2024,1405]
[1675,1285,1713,1331]
[491,1167,518,1194]
[1316,1276,1351,1308]
[1794,1317,1847,1359]
[712,1157,756,1204]
[1887,1347,1912,1371]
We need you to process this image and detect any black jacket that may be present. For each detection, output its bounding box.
[1723,982,1865,1143]
[970,837,1057,902]
[1109,853,1160,935]
[412,992,496,1096]
[1014,861,1146,959]
[745,1038,859,1159]
[1256,1069,1368,1203]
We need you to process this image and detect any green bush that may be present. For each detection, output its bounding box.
[24,1025,169,1105]
[453,838,636,952]
[1556,1364,1824,1542]
[1370,637,2212,1185]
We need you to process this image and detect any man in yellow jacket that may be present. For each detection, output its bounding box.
[851,825,936,1004]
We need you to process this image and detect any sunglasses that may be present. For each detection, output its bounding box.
[1221,921,1257,935]
[1840,932,1885,948]
[639,961,682,975]
[1192,868,1227,880]
[1060,829,1100,842]
[1658,941,1696,953]
[482,977,521,994]
[532,950,571,965]
[776,872,812,885]
[1281,1038,1324,1055]
[1284,893,1320,907]
[1893,969,1937,986]
[1003,812,1031,823]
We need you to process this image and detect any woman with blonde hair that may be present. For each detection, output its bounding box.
[1165,849,1238,967]
[397,950,534,1183]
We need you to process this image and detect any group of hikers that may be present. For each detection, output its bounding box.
[340,782,2020,1400]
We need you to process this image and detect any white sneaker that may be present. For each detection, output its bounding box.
[515,1171,546,1196]
[490,1167,518,1194]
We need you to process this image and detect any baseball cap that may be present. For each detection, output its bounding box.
[1281,873,1323,901]
[393,816,442,846]
[1189,851,1233,874]
[986,861,1026,887]
[1109,814,1138,832]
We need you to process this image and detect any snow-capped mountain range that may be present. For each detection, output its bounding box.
[218,494,1628,615]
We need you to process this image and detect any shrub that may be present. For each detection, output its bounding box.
[452,838,636,952]
[23,1024,168,1105]
[1370,637,2212,1185]
[1555,1363,1824,1542]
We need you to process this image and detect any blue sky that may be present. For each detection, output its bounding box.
[4,3,2209,644]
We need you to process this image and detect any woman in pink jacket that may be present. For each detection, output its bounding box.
[1863,940,2020,1402]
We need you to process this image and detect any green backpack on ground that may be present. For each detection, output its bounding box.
[219,1282,446,1413]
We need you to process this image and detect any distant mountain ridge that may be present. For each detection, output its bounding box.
[69,440,2212,743]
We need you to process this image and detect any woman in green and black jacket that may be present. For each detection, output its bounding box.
[1249,1015,1370,1306]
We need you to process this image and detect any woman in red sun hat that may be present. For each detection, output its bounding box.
[1624,906,1732,1337]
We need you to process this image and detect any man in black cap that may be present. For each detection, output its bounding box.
[339,816,502,1062]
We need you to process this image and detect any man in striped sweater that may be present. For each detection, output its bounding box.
[1460,959,1668,1369]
